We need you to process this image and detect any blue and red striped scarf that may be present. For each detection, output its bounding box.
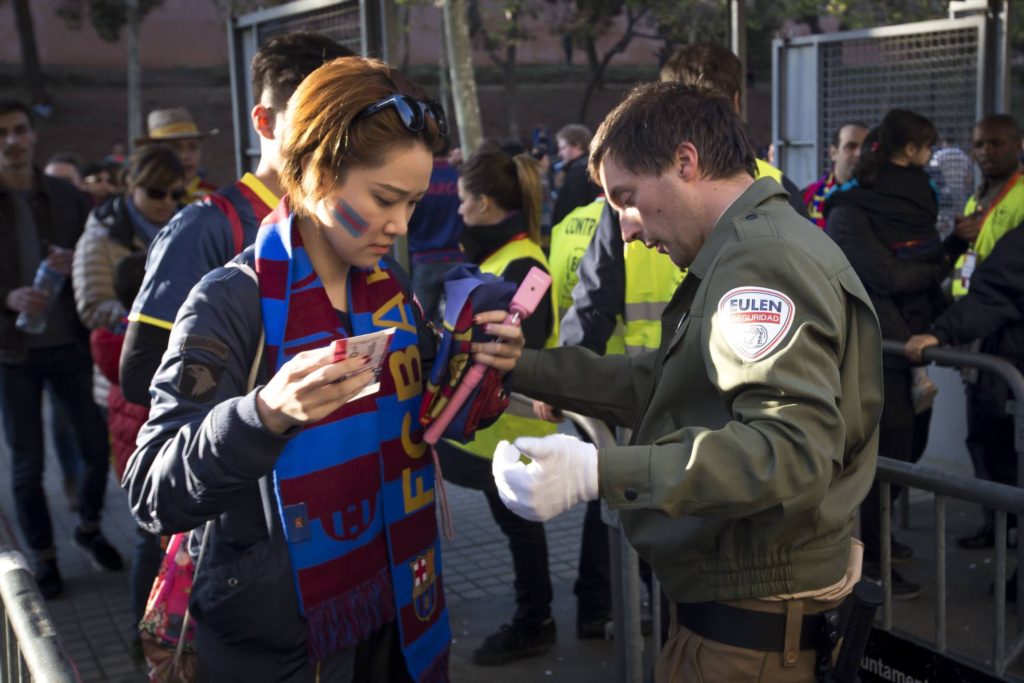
[255,201,450,681]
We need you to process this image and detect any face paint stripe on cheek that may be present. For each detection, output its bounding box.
[332,200,370,238]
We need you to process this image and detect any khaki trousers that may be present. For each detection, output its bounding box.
[655,597,844,683]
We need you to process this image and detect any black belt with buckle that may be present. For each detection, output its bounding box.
[675,599,852,652]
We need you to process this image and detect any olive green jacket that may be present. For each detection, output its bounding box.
[513,178,883,603]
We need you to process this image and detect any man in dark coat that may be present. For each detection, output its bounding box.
[907,221,1024,549]
[0,99,122,599]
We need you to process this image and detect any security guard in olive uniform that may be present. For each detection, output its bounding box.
[492,82,883,682]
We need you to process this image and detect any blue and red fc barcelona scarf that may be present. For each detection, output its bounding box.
[255,199,450,681]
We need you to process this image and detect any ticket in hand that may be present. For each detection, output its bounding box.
[331,327,395,400]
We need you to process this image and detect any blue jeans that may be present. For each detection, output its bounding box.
[44,385,81,481]
[0,342,110,553]
[131,527,164,628]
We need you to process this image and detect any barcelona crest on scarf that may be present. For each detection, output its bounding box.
[255,200,450,682]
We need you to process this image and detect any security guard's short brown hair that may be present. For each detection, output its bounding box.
[589,81,756,183]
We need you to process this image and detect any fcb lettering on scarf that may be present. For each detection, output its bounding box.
[255,199,450,681]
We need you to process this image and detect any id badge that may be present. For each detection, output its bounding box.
[961,250,977,280]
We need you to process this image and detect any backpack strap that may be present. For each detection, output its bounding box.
[205,194,245,255]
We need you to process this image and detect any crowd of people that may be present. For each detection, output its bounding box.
[1,28,1023,683]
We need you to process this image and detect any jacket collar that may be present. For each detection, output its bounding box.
[688,178,789,279]
[460,211,528,263]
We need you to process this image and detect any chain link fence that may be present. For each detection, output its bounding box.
[819,24,981,236]
[254,1,362,51]
[773,15,988,234]
[229,0,380,175]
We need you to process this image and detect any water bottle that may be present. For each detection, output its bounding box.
[16,262,66,335]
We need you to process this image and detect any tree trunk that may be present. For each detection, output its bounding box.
[126,0,143,153]
[584,35,599,75]
[504,36,519,138]
[577,7,650,122]
[578,35,626,122]
[11,0,49,107]
[400,4,411,73]
[443,0,484,155]
[438,18,452,118]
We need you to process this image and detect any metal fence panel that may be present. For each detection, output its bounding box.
[773,15,986,238]
[229,0,374,176]
[0,551,79,682]
[772,40,819,190]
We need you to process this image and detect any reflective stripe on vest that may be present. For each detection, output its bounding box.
[623,240,684,355]
[952,172,1024,298]
[618,160,775,355]
[453,235,557,459]
[548,199,626,355]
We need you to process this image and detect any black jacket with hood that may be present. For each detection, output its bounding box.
[931,222,1024,416]
[824,164,967,366]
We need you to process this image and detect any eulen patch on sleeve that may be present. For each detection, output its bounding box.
[717,286,796,361]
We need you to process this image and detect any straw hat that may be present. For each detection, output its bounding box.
[135,107,219,145]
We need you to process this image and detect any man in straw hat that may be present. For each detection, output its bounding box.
[121,31,353,408]
[136,106,218,202]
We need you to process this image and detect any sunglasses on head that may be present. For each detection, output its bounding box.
[353,95,448,137]
[145,187,186,202]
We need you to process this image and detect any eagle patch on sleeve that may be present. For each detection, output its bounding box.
[717,286,795,361]
[177,360,224,402]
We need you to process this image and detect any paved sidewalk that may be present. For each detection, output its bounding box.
[0,431,626,682]
[3,416,1019,682]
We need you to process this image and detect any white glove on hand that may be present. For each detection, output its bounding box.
[492,434,599,522]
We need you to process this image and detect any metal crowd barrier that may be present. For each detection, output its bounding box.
[513,339,1024,680]
[507,394,650,681]
[880,339,1024,678]
[0,550,79,682]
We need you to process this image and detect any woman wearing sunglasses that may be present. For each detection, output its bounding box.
[72,143,185,648]
[125,57,524,682]
[73,144,185,333]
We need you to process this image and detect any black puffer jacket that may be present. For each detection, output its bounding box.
[824,165,967,366]
[931,223,1024,416]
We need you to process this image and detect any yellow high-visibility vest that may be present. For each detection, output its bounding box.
[547,199,626,354]
[952,171,1024,298]
[623,242,685,355]
[618,159,776,355]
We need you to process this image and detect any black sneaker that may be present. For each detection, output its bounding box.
[72,527,124,572]
[34,559,63,600]
[890,539,914,564]
[577,614,610,639]
[863,562,922,600]
[958,525,1018,550]
[472,618,556,666]
[958,525,995,549]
